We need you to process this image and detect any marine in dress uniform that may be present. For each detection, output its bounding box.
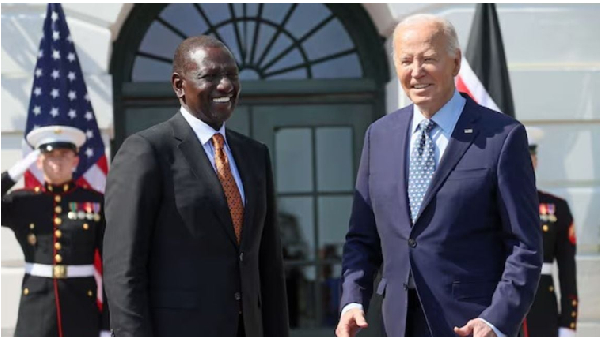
[525,127,578,337]
[1,126,110,337]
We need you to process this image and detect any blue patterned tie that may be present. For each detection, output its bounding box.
[408,119,437,223]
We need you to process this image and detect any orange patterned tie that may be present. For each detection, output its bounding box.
[211,133,244,243]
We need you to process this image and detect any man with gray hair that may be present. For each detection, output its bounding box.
[336,14,541,337]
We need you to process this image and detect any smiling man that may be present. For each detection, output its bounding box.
[103,36,289,337]
[337,14,541,337]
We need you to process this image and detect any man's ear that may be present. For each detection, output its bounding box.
[452,49,462,77]
[172,73,184,99]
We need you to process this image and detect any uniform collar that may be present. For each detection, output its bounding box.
[44,180,76,194]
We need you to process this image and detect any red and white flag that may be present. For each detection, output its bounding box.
[456,3,515,117]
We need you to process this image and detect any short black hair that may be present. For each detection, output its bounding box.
[172,35,230,74]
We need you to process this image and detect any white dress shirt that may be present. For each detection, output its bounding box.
[342,92,505,337]
[180,107,245,204]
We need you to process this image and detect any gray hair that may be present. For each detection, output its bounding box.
[393,14,460,57]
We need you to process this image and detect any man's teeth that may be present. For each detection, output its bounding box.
[213,97,231,103]
[413,84,429,89]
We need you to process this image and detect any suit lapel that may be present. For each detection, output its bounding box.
[226,129,256,247]
[171,113,238,246]
[392,108,414,235]
[415,99,481,222]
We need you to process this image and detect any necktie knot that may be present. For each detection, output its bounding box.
[419,119,436,135]
[211,133,225,150]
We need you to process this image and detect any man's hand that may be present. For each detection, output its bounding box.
[7,149,40,181]
[454,318,497,337]
[335,308,368,337]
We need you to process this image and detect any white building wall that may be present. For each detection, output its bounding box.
[1,3,599,336]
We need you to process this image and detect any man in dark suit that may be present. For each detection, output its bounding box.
[103,36,289,337]
[336,14,542,337]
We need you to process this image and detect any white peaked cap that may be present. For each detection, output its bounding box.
[26,125,86,151]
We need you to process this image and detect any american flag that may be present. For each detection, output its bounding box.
[23,3,107,309]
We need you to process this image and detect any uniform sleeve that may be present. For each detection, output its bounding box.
[555,199,578,330]
[2,171,18,228]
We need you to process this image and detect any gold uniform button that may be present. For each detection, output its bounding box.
[55,229,61,238]
[83,223,89,230]
[48,185,54,192]
[542,225,549,232]
[23,288,29,295]
[55,242,61,250]
[549,286,554,292]
[570,323,575,329]
[55,195,61,202]
[87,290,93,297]
[55,206,62,213]
[573,299,578,306]
[54,218,62,225]
[55,254,62,263]
[34,186,41,193]
[572,312,577,318]
[29,223,35,229]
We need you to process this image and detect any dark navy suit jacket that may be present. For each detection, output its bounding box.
[340,96,542,337]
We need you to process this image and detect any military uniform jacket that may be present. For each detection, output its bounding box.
[1,172,110,337]
[526,190,578,337]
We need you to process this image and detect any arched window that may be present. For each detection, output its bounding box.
[132,3,364,81]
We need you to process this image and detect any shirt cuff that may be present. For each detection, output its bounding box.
[479,318,505,337]
[99,331,111,337]
[558,327,576,337]
[341,303,364,317]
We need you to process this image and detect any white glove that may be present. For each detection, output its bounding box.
[99,330,111,337]
[7,149,40,181]
[558,327,576,337]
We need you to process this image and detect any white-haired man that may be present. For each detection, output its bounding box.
[336,14,541,337]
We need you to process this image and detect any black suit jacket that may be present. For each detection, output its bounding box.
[103,112,289,337]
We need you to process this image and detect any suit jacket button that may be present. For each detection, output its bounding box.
[408,239,417,248]
[235,292,241,300]
[239,252,244,262]
[403,283,409,291]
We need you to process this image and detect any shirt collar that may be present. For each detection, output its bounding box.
[180,106,227,146]
[412,90,465,134]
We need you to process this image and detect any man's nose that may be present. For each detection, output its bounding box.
[217,76,234,93]
[411,61,425,78]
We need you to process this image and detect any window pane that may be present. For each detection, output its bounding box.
[303,19,354,60]
[262,3,293,25]
[285,3,331,39]
[159,4,208,37]
[138,21,182,60]
[198,3,230,25]
[318,196,352,249]
[312,53,362,79]
[316,127,353,191]
[275,128,313,193]
[279,197,314,260]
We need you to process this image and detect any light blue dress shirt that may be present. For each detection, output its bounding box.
[409,90,465,168]
[180,107,245,205]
